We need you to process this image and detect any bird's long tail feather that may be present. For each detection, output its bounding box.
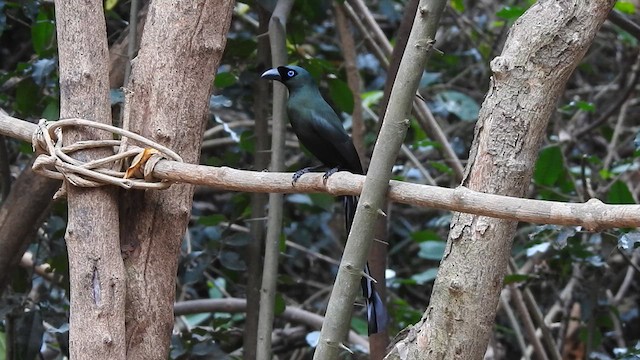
[343,195,388,334]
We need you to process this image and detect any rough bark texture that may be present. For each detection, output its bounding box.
[386,1,616,359]
[55,1,127,358]
[0,163,60,294]
[119,1,233,358]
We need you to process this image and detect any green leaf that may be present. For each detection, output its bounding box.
[411,268,439,285]
[279,233,286,252]
[239,131,254,153]
[579,327,603,348]
[607,180,635,204]
[304,58,336,79]
[450,0,465,12]
[184,313,211,327]
[214,72,237,88]
[208,278,226,299]
[503,273,531,285]
[104,0,119,10]
[31,9,56,56]
[410,230,441,243]
[491,20,506,28]
[350,317,368,335]
[42,99,59,120]
[560,100,596,114]
[433,90,479,122]
[223,38,257,60]
[418,241,446,260]
[615,1,636,14]
[328,78,354,114]
[0,330,5,358]
[616,28,638,47]
[534,146,563,186]
[361,90,383,109]
[429,161,452,174]
[15,80,39,116]
[496,6,526,20]
[198,214,226,226]
[410,119,427,142]
[274,293,286,315]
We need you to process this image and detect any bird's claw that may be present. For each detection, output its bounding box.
[292,166,320,186]
[322,167,340,185]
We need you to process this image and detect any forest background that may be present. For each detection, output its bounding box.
[0,0,639,359]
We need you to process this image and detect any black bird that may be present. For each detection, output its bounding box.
[261,65,387,334]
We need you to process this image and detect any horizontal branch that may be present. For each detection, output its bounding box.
[2,110,638,231]
[173,298,369,349]
[154,161,639,231]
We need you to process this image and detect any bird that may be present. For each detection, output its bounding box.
[261,65,388,334]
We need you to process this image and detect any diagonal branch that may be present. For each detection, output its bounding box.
[313,1,448,358]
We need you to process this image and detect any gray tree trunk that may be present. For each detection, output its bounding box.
[119,1,234,358]
[385,1,616,359]
[55,1,126,358]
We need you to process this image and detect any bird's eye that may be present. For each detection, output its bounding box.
[287,70,296,77]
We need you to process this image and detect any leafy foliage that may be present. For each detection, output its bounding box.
[1,0,640,359]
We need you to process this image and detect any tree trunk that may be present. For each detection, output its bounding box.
[55,1,127,358]
[385,1,616,359]
[119,1,234,358]
[0,163,60,295]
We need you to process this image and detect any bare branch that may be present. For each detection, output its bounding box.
[1,111,639,231]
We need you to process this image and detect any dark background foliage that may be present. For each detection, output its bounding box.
[1,0,639,359]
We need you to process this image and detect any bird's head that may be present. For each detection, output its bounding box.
[260,65,315,91]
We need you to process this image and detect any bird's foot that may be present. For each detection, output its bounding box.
[322,167,340,185]
[292,166,322,186]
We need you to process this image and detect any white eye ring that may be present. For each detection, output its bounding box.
[287,70,296,77]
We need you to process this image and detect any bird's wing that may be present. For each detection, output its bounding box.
[305,107,363,174]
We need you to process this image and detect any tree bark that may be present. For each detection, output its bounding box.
[385,1,616,359]
[55,1,126,358]
[0,162,60,295]
[313,1,447,358]
[119,1,233,358]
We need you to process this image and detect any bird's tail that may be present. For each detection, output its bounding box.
[363,263,388,334]
[343,195,388,335]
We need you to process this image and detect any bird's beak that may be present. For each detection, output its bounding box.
[261,68,281,81]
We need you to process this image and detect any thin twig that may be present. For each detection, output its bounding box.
[614,252,638,304]
[608,10,640,40]
[345,0,465,181]
[510,283,549,360]
[603,98,630,170]
[500,290,530,360]
[257,1,294,358]
[575,51,640,138]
